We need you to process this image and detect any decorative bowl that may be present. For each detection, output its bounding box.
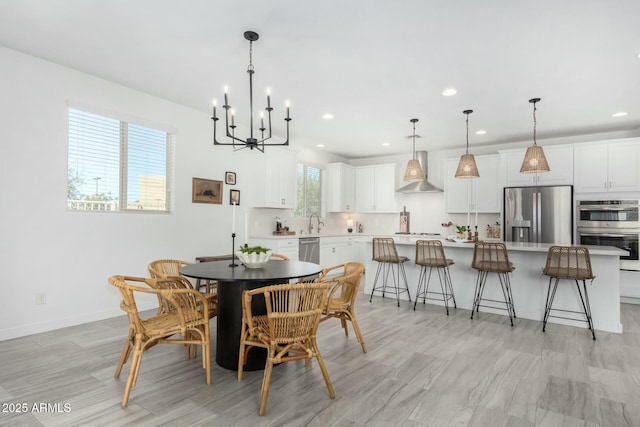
[236,250,273,268]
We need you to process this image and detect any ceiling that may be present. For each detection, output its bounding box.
[1,0,639,159]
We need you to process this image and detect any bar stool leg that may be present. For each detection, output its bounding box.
[444,267,457,309]
[413,266,428,310]
[370,263,384,303]
[471,271,487,319]
[497,273,514,326]
[435,268,450,315]
[542,277,560,332]
[575,279,596,341]
[400,263,411,304]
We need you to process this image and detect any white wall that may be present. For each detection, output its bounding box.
[0,47,272,340]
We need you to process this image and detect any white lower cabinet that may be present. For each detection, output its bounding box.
[319,236,356,267]
[249,238,299,261]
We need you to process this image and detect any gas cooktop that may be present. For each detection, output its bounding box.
[395,232,442,236]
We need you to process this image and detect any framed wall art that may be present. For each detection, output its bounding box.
[192,178,223,204]
[230,189,240,205]
[225,171,236,185]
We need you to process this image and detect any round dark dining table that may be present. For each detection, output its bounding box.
[181,260,322,371]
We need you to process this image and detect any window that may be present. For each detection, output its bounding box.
[67,108,173,212]
[295,163,322,217]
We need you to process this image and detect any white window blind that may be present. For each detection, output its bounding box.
[67,108,173,212]
[295,163,322,217]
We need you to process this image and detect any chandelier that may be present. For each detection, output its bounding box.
[212,31,291,152]
[520,98,550,173]
[455,109,480,178]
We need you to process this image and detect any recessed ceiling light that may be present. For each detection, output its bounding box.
[322,113,334,120]
[381,142,390,147]
[475,130,487,135]
[317,144,325,148]
[442,88,458,97]
[612,111,629,117]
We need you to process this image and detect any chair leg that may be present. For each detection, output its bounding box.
[471,271,486,319]
[400,263,411,303]
[238,322,247,381]
[576,280,596,340]
[348,310,368,353]
[259,351,275,416]
[313,340,335,399]
[114,328,133,378]
[121,340,144,407]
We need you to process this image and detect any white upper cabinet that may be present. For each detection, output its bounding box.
[502,145,574,187]
[255,149,298,209]
[574,138,640,193]
[444,154,500,213]
[355,164,397,213]
[326,163,355,212]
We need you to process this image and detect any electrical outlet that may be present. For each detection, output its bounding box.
[35,292,47,305]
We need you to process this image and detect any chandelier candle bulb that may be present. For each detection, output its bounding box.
[267,88,271,108]
[212,100,217,118]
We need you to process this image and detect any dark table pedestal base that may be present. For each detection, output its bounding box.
[216,278,280,371]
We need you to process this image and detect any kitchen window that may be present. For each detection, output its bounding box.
[295,163,322,217]
[67,107,174,213]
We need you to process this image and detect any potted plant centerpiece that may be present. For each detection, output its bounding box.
[455,225,467,239]
[236,245,273,268]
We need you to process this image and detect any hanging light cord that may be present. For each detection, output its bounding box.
[532,99,538,146]
[465,113,470,154]
[412,120,417,160]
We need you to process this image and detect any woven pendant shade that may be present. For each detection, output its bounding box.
[520,145,550,173]
[403,118,425,182]
[404,159,425,182]
[520,98,550,174]
[455,153,480,178]
[455,109,480,179]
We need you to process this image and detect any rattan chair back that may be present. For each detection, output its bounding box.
[270,253,290,260]
[148,259,191,278]
[372,238,402,263]
[472,242,513,273]
[318,262,367,352]
[107,275,211,407]
[415,239,452,267]
[543,246,595,281]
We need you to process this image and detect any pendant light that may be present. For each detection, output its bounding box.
[455,110,480,178]
[403,118,425,182]
[520,98,550,173]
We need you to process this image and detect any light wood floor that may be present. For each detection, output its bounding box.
[2,290,640,426]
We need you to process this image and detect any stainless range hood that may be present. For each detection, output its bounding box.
[397,151,442,193]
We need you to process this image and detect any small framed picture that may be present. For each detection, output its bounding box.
[225,171,236,185]
[192,178,223,204]
[230,189,240,205]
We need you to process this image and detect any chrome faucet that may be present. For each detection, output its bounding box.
[308,213,324,234]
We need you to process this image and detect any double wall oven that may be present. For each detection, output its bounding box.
[577,200,640,271]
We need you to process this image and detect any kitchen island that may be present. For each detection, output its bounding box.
[358,237,628,333]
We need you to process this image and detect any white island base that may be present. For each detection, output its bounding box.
[361,238,628,334]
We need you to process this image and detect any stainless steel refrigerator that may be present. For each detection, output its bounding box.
[504,185,573,244]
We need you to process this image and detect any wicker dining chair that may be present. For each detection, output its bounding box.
[542,245,597,340]
[270,253,290,260]
[237,282,334,416]
[148,259,217,318]
[108,275,212,407]
[318,262,367,352]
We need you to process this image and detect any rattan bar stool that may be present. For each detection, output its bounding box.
[542,245,596,340]
[471,242,516,326]
[369,238,411,307]
[414,240,457,314]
